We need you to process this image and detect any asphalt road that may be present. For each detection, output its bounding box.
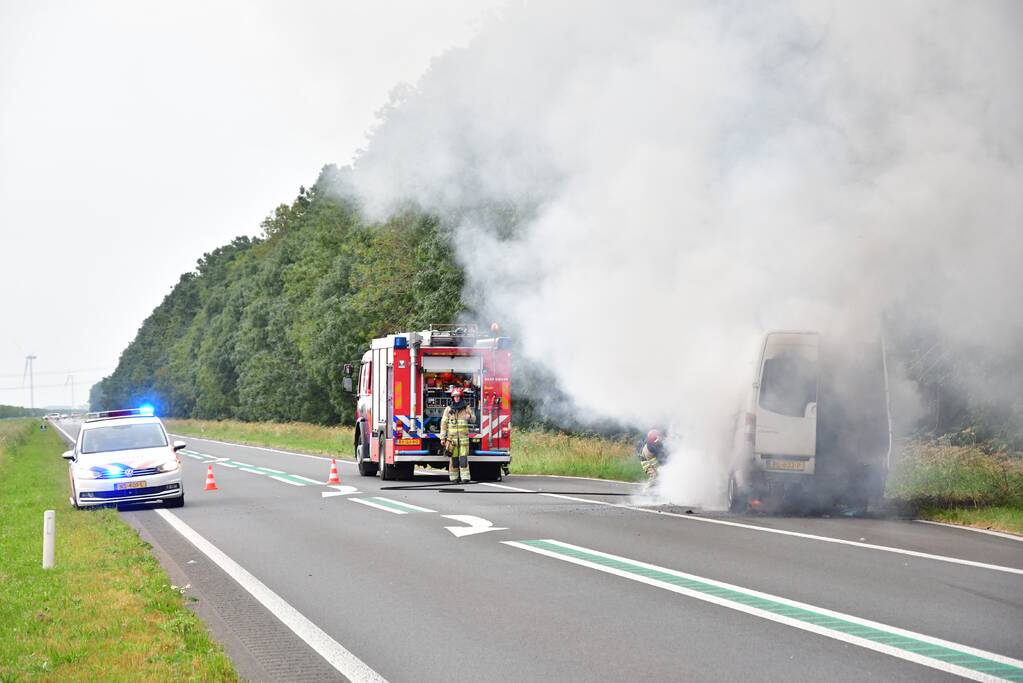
[53,420,1023,682]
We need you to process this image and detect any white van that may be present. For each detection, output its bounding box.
[728,330,891,512]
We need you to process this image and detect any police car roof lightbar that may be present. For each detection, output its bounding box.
[84,407,155,422]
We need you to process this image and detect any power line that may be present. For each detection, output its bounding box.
[0,382,100,391]
[0,366,110,379]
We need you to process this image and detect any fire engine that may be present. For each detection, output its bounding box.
[345,325,512,481]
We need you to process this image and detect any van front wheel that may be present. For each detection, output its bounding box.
[727,473,748,514]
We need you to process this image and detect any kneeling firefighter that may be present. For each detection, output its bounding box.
[441,387,475,483]
[638,429,668,480]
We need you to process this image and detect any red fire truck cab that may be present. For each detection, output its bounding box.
[351,325,512,481]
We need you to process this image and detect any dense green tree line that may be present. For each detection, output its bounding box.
[90,166,465,425]
[0,405,46,419]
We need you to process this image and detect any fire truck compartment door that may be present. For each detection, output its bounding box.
[422,356,482,373]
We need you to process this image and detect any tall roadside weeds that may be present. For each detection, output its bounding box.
[886,441,1023,534]
[0,423,239,681]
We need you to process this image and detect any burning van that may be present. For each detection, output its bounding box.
[728,330,892,512]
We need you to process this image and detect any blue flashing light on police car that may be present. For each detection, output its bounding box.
[138,404,155,416]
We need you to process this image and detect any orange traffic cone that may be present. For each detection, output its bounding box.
[327,458,341,485]
[204,464,219,491]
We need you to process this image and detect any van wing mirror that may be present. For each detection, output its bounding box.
[342,376,354,393]
[62,450,75,460]
[173,441,187,452]
[805,402,817,419]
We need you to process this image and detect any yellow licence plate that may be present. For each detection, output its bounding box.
[396,438,421,446]
[765,459,806,472]
[114,480,147,490]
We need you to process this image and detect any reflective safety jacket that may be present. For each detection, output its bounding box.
[440,404,475,443]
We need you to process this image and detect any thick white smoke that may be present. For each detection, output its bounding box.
[349,1,1023,507]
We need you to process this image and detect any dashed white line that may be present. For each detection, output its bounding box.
[350,498,410,515]
[154,509,386,682]
[269,475,304,487]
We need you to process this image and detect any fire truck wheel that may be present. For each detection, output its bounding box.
[380,456,397,481]
[356,433,377,477]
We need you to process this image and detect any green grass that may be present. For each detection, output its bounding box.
[917,506,1023,535]
[886,441,1023,535]
[166,418,646,482]
[166,418,355,457]
[0,422,239,682]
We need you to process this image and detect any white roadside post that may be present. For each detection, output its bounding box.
[42,510,55,569]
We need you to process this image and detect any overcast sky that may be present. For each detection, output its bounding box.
[0,0,503,409]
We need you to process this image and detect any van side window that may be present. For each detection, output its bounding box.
[760,352,818,417]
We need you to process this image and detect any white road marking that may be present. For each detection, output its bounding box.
[373,497,435,513]
[443,515,508,538]
[270,475,305,486]
[239,467,264,475]
[350,497,410,514]
[154,509,386,682]
[292,474,326,485]
[479,484,1023,576]
[51,422,76,443]
[916,520,1023,543]
[505,539,1023,683]
[321,485,360,498]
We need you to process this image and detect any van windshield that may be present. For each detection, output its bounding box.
[760,352,818,418]
[81,423,168,454]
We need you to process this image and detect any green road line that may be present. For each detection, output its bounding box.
[366,497,435,513]
[510,540,1023,682]
[184,450,314,486]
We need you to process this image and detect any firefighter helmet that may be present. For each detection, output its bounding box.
[646,429,662,447]
[450,387,464,401]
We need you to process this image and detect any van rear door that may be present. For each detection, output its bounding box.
[755,332,819,458]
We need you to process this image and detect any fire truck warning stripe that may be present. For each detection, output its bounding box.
[503,539,1023,683]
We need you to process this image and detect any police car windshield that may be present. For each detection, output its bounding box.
[81,423,168,454]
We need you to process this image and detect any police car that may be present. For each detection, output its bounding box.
[63,407,185,508]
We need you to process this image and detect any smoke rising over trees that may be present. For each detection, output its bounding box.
[96,1,1022,462]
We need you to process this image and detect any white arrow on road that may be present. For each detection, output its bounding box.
[442,515,508,537]
[321,485,360,498]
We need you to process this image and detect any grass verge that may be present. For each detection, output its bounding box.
[166,418,646,482]
[0,421,239,682]
[886,441,1023,535]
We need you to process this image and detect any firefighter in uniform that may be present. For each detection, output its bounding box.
[638,429,668,480]
[441,387,474,483]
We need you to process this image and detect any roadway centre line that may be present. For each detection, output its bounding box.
[350,497,436,515]
[170,434,347,463]
[154,509,386,683]
[505,539,1023,683]
[916,520,1023,543]
[480,484,1023,576]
